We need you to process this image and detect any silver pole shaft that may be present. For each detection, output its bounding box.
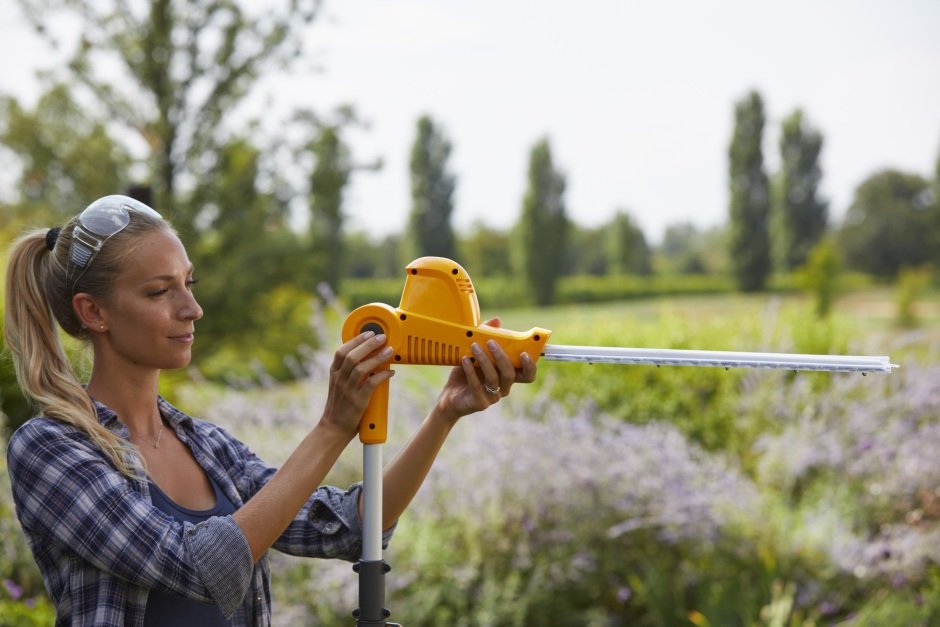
[362,443,383,561]
[541,344,897,373]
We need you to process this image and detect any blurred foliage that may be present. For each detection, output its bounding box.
[0,85,130,222]
[3,287,940,624]
[405,115,457,264]
[607,209,652,276]
[11,0,321,212]
[457,222,513,278]
[657,223,730,276]
[894,265,933,328]
[838,170,936,278]
[797,237,842,318]
[516,137,569,305]
[773,109,828,272]
[308,123,353,294]
[0,417,51,618]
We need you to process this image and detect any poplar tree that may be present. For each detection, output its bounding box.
[406,115,456,261]
[775,109,828,270]
[728,90,771,292]
[308,124,352,292]
[517,137,569,305]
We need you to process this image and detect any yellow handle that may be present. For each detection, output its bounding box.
[359,368,390,444]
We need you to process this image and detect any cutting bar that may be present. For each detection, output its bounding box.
[540,345,898,373]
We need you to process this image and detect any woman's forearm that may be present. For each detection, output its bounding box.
[233,421,353,562]
[371,407,458,529]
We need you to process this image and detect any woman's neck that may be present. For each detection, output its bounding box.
[86,368,162,437]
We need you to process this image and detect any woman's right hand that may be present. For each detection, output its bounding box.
[319,331,396,437]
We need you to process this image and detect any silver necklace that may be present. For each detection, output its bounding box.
[152,423,164,449]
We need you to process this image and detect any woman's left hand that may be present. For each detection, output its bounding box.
[434,318,538,424]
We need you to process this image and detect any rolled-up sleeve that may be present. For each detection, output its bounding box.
[211,428,397,561]
[7,419,254,613]
[183,516,254,616]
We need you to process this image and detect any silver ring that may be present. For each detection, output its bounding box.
[484,383,501,395]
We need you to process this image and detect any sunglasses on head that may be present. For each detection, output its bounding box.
[68,195,163,292]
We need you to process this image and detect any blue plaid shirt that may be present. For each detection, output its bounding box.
[6,396,392,626]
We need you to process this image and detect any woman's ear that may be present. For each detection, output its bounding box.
[72,293,107,332]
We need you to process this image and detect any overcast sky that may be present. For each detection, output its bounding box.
[2,0,939,244]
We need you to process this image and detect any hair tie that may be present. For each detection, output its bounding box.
[45,227,61,251]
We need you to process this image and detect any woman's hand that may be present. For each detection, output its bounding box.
[433,318,538,425]
[319,331,396,437]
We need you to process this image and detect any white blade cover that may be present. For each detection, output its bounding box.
[541,345,897,373]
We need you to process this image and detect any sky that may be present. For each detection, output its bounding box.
[1,0,939,244]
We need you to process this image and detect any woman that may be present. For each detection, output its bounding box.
[3,195,536,626]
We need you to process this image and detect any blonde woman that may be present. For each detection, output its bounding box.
[4,195,536,626]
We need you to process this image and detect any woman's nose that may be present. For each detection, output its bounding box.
[180,291,203,321]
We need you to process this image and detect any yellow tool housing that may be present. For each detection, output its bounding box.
[342,257,552,443]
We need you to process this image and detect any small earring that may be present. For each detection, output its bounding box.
[100,324,105,330]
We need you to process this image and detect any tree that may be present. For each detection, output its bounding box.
[458,222,512,277]
[0,84,131,225]
[838,169,934,278]
[308,124,352,292]
[406,115,457,262]
[12,0,320,231]
[567,226,608,276]
[606,210,652,276]
[728,90,771,291]
[516,137,569,305]
[774,109,828,270]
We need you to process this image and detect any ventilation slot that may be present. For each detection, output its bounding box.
[407,336,461,365]
[455,278,474,294]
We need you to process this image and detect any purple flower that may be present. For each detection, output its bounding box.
[3,579,23,601]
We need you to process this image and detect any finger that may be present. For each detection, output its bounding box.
[470,342,501,395]
[460,356,486,397]
[347,333,390,364]
[486,340,516,390]
[337,334,390,383]
[518,352,538,383]
[352,345,396,384]
[332,330,377,371]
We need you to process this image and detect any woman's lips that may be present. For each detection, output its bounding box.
[170,333,194,344]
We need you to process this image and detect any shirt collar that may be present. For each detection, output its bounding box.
[91,395,195,430]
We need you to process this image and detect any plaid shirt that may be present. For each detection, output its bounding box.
[6,396,392,626]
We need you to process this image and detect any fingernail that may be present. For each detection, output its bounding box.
[471,342,482,353]
[487,340,499,351]
[362,330,375,339]
[382,347,394,357]
[374,334,387,343]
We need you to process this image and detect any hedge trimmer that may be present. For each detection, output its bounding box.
[340,256,897,626]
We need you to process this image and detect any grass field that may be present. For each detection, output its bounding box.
[3,284,940,625]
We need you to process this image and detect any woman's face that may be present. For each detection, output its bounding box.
[98,229,203,372]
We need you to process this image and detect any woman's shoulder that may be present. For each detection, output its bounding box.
[6,416,101,477]
[9,415,84,447]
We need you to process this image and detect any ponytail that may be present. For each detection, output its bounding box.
[4,227,140,479]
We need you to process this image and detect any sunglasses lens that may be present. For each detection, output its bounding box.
[78,195,161,236]
[78,205,132,237]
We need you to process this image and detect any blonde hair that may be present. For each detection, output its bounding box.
[4,207,171,478]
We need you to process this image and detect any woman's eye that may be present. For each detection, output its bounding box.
[187,278,199,289]
[148,288,169,297]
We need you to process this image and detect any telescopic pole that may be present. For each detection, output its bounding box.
[354,443,392,626]
[351,367,397,626]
